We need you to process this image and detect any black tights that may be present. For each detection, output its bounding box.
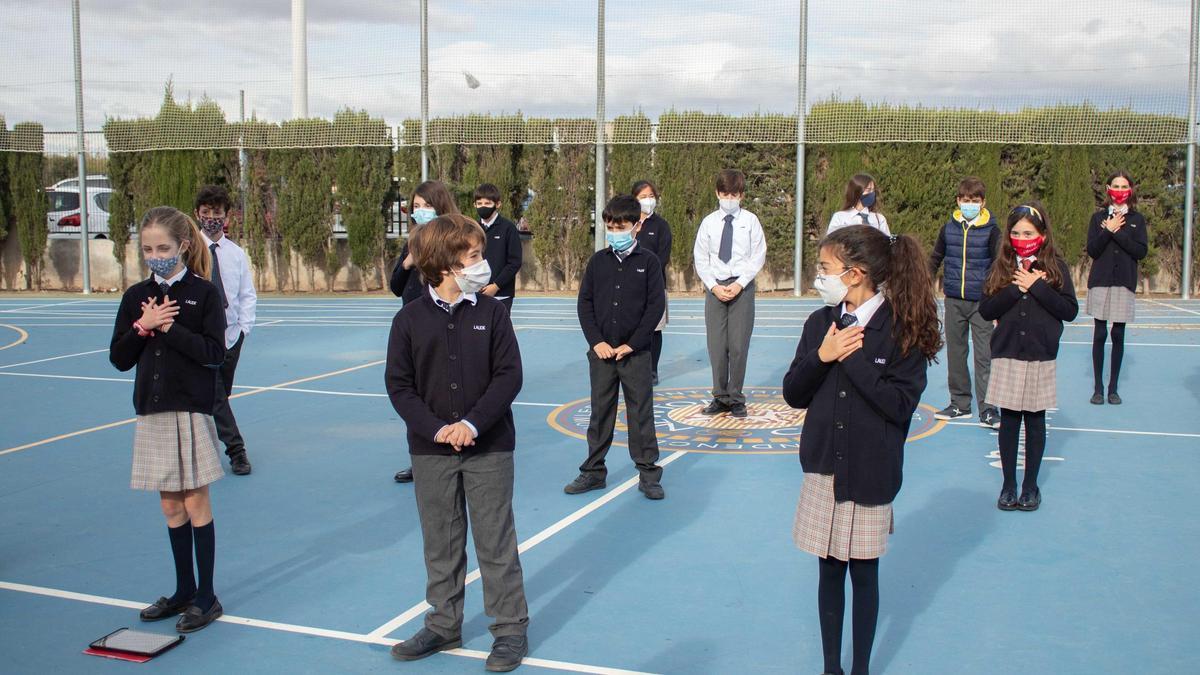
[998,408,1046,490]
[818,556,879,675]
[650,330,663,375]
[1092,320,1126,394]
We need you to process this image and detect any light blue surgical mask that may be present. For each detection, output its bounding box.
[411,207,437,225]
[606,229,635,252]
[146,256,180,278]
[959,202,982,221]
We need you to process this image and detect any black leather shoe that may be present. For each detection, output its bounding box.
[139,594,193,622]
[1108,391,1122,405]
[229,452,252,476]
[1017,487,1041,512]
[176,598,222,633]
[701,400,731,415]
[997,486,1019,511]
[729,403,748,418]
[485,635,529,672]
[394,467,414,483]
[390,627,462,661]
[638,481,665,500]
[1090,392,1104,405]
[564,473,606,495]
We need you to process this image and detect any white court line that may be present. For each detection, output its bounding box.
[0,581,655,675]
[0,348,108,370]
[944,420,1200,438]
[1146,298,1200,316]
[0,299,92,313]
[0,372,132,384]
[366,450,689,641]
[257,319,284,327]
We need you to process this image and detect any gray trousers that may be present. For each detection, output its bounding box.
[944,296,994,411]
[581,350,662,483]
[411,452,529,639]
[704,280,755,406]
[213,332,245,458]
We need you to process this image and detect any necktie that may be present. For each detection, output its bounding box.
[839,312,858,329]
[718,214,734,264]
[1020,258,1033,271]
[159,282,171,298]
[434,298,453,313]
[209,243,229,309]
[859,212,870,226]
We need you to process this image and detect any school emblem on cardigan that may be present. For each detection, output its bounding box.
[548,387,945,454]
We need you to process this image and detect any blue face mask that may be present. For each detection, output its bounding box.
[606,229,635,252]
[411,207,437,225]
[147,255,180,278]
[959,202,982,221]
[859,191,877,209]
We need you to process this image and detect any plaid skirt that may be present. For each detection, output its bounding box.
[986,358,1057,412]
[1086,285,1135,323]
[131,412,224,492]
[793,473,893,562]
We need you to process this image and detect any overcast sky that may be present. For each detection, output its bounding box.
[1,0,1192,135]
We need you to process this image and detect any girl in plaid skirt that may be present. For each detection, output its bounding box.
[109,207,228,633]
[980,203,1079,513]
[784,225,942,675]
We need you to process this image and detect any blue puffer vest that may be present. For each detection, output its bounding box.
[943,209,997,301]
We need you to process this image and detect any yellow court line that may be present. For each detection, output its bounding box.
[0,359,386,458]
[0,324,30,351]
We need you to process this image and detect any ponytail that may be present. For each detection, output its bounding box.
[140,206,212,280]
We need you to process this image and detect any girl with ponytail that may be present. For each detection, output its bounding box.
[109,206,228,633]
[783,224,941,675]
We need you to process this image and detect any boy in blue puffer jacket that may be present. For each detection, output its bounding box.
[930,177,1002,428]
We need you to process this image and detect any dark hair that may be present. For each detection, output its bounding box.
[194,185,232,213]
[716,169,746,195]
[473,183,502,204]
[841,173,880,212]
[410,214,486,287]
[1103,171,1137,207]
[819,225,943,362]
[602,194,641,225]
[140,206,212,280]
[956,177,986,200]
[631,180,659,199]
[983,200,1065,295]
[411,180,460,217]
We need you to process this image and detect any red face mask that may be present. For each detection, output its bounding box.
[1107,188,1131,205]
[1011,235,1044,258]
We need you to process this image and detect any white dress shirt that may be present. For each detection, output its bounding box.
[153,266,188,287]
[692,207,767,290]
[202,232,257,349]
[839,292,885,327]
[827,209,891,236]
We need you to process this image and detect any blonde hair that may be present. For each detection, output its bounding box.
[140,206,212,280]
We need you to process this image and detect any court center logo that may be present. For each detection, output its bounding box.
[548,387,944,454]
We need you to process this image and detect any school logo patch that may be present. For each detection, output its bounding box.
[547,387,944,454]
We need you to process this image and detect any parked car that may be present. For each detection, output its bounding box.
[46,186,116,239]
[49,175,111,190]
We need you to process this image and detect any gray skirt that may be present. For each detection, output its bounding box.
[793,473,893,562]
[986,358,1057,412]
[131,412,225,492]
[1086,285,1135,323]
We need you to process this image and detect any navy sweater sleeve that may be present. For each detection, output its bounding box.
[627,254,664,351]
[1086,213,1109,260]
[1027,259,1079,322]
[839,339,928,426]
[463,303,524,434]
[782,308,836,409]
[493,223,524,289]
[390,245,412,298]
[979,283,1021,321]
[158,285,226,368]
[109,289,148,372]
[577,256,604,348]
[385,312,449,442]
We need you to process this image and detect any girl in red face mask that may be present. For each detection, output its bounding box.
[979,202,1079,512]
[1086,171,1148,406]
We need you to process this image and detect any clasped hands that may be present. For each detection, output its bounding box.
[138,296,178,333]
[817,323,865,363]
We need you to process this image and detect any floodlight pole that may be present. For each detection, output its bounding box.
[594,0,607,252]
[420,0,429,182]
[72,0,91,294]
[1183,0,1198,298]
[793,0,808,296]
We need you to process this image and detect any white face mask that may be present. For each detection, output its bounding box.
[813,268,851,307]
[454,259,492,295]
[638,197,657,215]
[719,198,741,214]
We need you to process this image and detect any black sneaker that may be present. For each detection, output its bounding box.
[979,407,1001,429]
[563,473,606,495]
[485,635,528,672]
[638,481,665,500]
[935,405,971,421]
[729,403,748,418]
[701,400,731,415]
[390,627,462,661]
[229,452,252,476]
[394,467,414,483]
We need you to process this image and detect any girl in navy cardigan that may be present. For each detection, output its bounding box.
[783,225,942,675]
[980,202,1079,512]
[1086,171,1148,405]
[109,207,227,633]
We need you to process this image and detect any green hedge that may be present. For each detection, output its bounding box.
[2,122,47,287]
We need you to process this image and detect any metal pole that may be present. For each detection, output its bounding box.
[239,90,248,223]
[1183,0,1199,299]
[71,0,91,294]
[793,0,808,297]
[419,0,429,182]
[291,0,308,118]
[594,0,607,252]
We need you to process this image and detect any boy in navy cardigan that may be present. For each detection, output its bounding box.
[473,183,524,310]
[385,214,529,671]
[565,195,666,500]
